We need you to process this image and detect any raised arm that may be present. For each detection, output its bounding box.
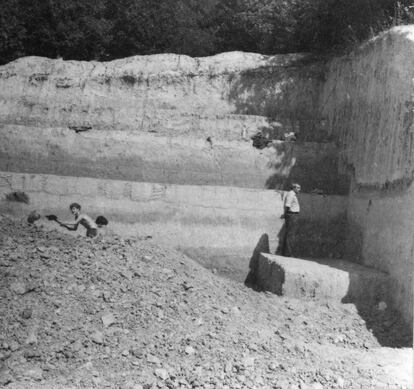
[56,216,81,231]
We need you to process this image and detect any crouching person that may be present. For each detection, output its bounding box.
[57,203,98,238]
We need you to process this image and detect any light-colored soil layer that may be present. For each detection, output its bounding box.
[0,171,348,260]
[0,216,412,389]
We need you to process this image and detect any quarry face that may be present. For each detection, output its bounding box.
[0,26,413,388]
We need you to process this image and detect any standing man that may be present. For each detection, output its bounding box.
[281,183,301,257]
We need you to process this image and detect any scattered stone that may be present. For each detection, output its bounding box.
[154,368,169,380]
[130,347,143,358]
[21,308,33,319]
[0,369,13,386]
[231,306,241,315]
[195,317,204,326]
[147,355,161,364]
[310,383,323,389]
[333,334,345,344]
[25,328,38,345]
[23,367,43,381]
[242,356,255,368]
[268,362,278,371]
[24,349,41,359]
[71,339,82,353]
[90,331,104,345]
[182,281,193,291]
[10,281,27,295]
[101,312,116,328]
[335,376,345,388]
[185,346,195,355]
[378,302,387,311]
[237,374,245,383]
[224,362,232,373]
[9,341,20,352]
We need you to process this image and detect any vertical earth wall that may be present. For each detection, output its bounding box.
[321,26,414,327]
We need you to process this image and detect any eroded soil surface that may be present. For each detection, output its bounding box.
[0,216,412,389]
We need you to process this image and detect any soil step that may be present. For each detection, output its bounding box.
[256,254,390,306]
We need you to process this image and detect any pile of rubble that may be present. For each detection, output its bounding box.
[0,216,411,388]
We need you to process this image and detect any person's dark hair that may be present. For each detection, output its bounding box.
[95,215,108,226]
[27,210,41,224]
[69,203,81,210]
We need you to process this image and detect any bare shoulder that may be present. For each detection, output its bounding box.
[75,213,89,222]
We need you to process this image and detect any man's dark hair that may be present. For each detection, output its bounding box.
[69,203,81,210]
[27,210,41,224]
[95,215,108,226]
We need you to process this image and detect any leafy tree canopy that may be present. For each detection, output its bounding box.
[0,0,413,64]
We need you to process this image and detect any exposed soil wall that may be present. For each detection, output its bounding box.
[0,26,413,327]
[0,52,347,194]
[321,26,414,327]
[0,171,347,261]
[0,125,347,193]
[322,27,414,188]
[345,186,414,331]
[0,53,326,141]
[0,48,349,298]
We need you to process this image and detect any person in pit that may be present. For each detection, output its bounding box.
[56,203,99,238]
[281,183,301,257]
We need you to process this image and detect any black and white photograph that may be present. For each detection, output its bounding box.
[0,1,413,388]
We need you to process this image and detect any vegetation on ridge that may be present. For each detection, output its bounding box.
[0,0,413,64]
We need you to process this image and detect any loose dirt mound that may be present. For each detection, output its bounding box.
[0,216,412,388]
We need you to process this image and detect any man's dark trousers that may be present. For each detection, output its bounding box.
[282,213,299,257]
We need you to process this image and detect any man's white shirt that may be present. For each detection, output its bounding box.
[284,190,300,213]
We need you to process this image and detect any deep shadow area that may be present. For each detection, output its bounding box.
[276,214,347,260]
[275,223,286,256]
[319,257,412,348]
[292,215,347,259]
[341,262,413,348]
[228,60,353,195]
[263,142,350,195]
[339,223,411,346]
[244,233,270,287]
[347,299,413,348]
[228,56,327,142]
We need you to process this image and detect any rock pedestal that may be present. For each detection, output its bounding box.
[256,254,390,306]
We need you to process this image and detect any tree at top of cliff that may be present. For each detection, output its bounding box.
[14,0,112,61]
[0,0,413,64]
[105,0,217,58]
